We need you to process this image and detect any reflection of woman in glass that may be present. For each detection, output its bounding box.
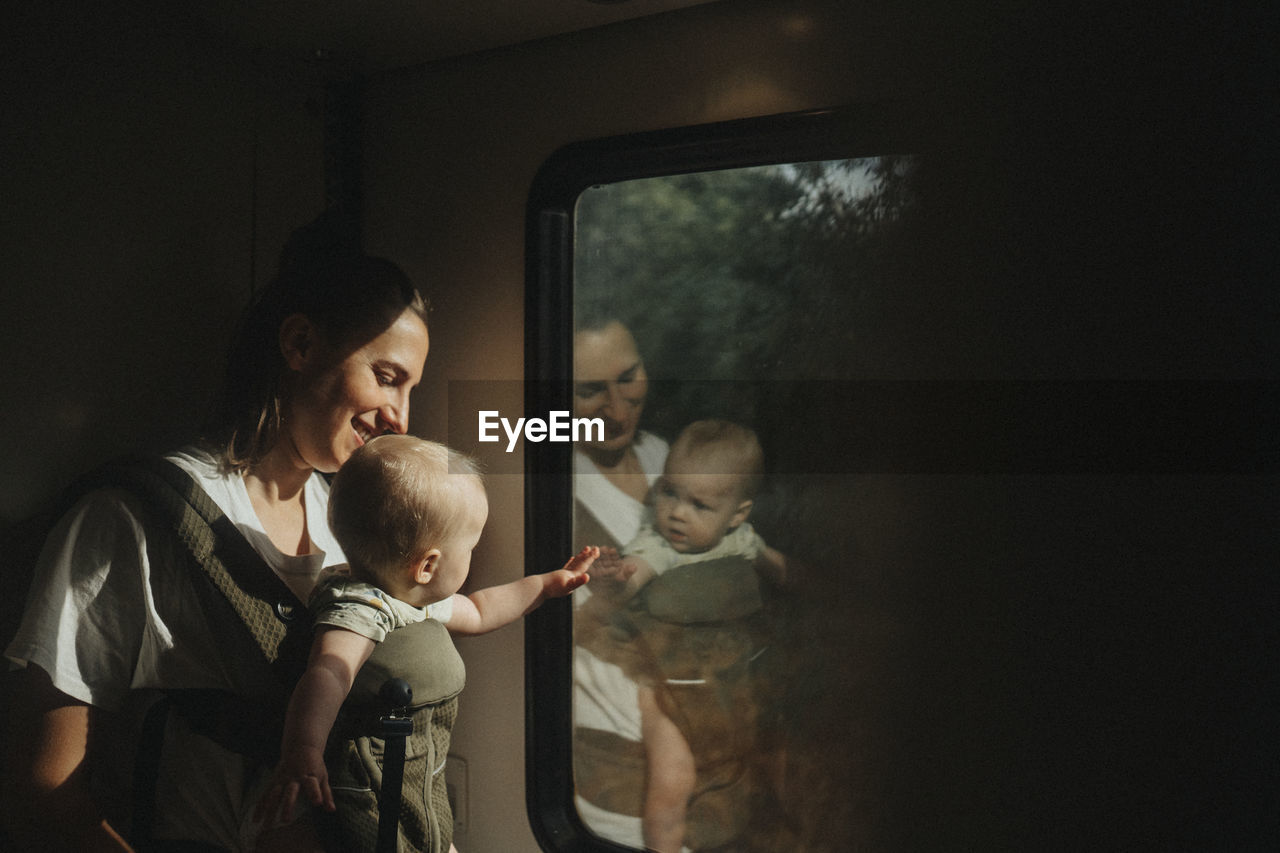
[569,313,677,850]
[570,314,667,552]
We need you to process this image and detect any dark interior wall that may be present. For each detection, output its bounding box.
[0,1,327,523]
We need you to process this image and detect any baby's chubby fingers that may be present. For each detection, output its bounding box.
[563,545,600,575]
[302,774,336,813]
[591,547,629,580]
[543,547,598,597]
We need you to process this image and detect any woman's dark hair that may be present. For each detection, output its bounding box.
[573,297,622,336]
[208,210,430,472]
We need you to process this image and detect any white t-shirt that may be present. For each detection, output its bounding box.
[571,431,696,850]
[4,445,348,848]
[5,446,346,707]
[571,431,669,742]
[572,430,669,549]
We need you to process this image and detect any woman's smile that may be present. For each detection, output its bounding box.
[602,416,636,441]
[285,308,430,473]
[351,417,379,446]
[572,321,649,454]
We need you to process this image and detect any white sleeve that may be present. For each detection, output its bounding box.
[425,594,454,625]
[4,489,151,711]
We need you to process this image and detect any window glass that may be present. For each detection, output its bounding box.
[568,157,912,851]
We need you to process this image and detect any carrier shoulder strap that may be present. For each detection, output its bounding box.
[51,455,314,849]
[80,454,308,670]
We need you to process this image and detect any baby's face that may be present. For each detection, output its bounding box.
[651,455,751,554]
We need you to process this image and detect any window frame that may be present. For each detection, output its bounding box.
[522,102,925,851]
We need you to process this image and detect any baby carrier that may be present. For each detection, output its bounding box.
[5,456,457,853]
[327,617,466,853]
[576,554,774,850]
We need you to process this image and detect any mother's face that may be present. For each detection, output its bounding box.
[573,321,648,453]
[283,307,430,474]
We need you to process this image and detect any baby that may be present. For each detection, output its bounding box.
[592,419,786,852]
[254,434,597,850]
[595,418,786,602]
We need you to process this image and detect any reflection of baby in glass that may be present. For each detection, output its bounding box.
[593,419,786,853]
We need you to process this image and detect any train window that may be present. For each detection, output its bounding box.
[525,106,921,851]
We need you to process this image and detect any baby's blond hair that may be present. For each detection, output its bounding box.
[669,419,764,500]
[328,435,483,587]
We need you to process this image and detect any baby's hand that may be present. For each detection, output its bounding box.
[253,745,335,828]
[542,546,598,598]
[590,547,638,591]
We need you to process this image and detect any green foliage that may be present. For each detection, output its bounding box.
[573,157,914,443]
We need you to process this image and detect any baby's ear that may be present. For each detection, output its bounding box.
[413,549,441,585]
[731,499,754,528]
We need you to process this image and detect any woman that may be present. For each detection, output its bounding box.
[569,313,692,851]
[570,314,667,554]
[1,212,431,851]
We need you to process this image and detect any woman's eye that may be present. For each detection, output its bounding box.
[574,384,604,400]
[376,372,394,386]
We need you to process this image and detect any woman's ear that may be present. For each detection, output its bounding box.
[279,313,318,371]
[413,549,442,585]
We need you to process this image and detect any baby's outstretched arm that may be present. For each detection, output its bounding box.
[445,546,598,636]
[255,627,375,827]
